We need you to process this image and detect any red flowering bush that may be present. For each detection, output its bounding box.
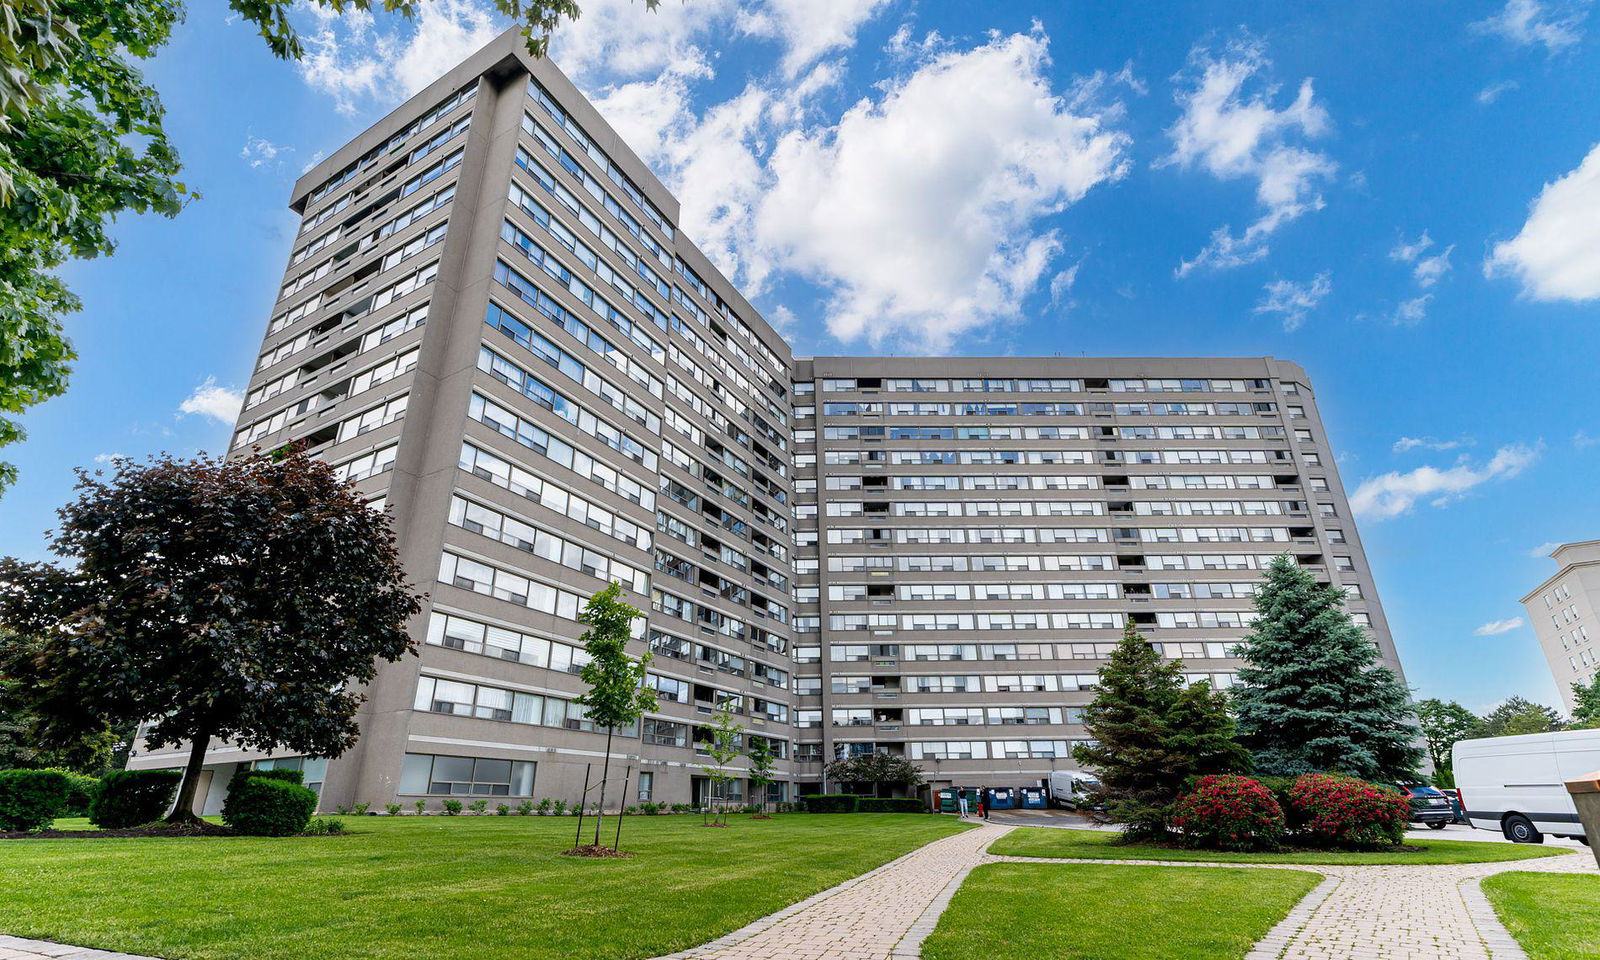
[1287,773,1409,849]
[1170,775,1286,851]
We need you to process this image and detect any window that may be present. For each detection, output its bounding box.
[637,772,654,801]
[252,756,328,796]
[399,753,535,796]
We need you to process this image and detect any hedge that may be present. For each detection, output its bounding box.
[799,794,859,813]
[49,770,100,817]
[856,797,925,813]
[0,769,72,831]
[221,767,305,824]
[90,769,182,828]
[223,777,318,836]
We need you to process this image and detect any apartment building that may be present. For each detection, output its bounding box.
[784,358,1397,796]
[126,29,1403,812]
[1522,541,1600,713]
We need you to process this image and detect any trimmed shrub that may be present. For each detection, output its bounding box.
[224,777,318,836]
[40,770,100,817]
[1287,773,1409,849]
[799,794,859,813]
[303,817,345,835]
[442,799,463,816]
[856,797,925,813]
[0,769,72,831]
[220,768,304,825]
[90,769,182,828]
[1170,775,1286,852]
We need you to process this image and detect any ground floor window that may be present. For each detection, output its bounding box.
[399,753,535,796]
[252,756,328,795]
[764,781,788,804]
[637,771,653,801]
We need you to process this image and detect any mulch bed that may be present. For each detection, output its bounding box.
[1116,838,1426,855]
[1,820,236,840]
[561,843,635,858]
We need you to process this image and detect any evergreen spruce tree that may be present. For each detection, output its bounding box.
[1233,554,1422,781]
[1072,622,1247,840]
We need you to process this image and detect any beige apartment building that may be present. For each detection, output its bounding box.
[1522,541,1600,714]
[126,29,1403,812]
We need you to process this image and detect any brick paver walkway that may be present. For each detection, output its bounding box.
[651,820,1012,960]
[1,826,1593,960]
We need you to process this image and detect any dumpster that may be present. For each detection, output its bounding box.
[988,787,1016,810]
[1020,786,1047,809]
[938,788,981,813]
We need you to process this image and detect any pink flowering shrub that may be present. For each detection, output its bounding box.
[1170,775,1286,852]
[1287,773,1409,849]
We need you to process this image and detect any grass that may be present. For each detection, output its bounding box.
[0,813,967,960]
[991,827,1573,865]
[1483,872,1600,959]
[921,862,1321,960]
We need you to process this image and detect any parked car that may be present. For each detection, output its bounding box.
[1453,729,1599,844]
[1384,783,1455,828]
[1439,788,1468,824]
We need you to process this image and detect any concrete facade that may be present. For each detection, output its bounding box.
[1521,541,1600,714]
[126,29,1404,813]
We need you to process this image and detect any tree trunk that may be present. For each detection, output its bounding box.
[167,732,210,823]
[593,725,613,848]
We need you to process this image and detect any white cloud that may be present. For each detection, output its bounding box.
[754,29,1130,350]
[1350,443,1540,519]
[1485,142,1600,301]
[1392,436,1469,453]
[1528,540,1563,557]
[1575,429,1600,449]
[1477,79,1520,104]
[1390,231,1454,287]
[1253,271,1331,331]
[1049,264,1081,306]
[601,26,1132,352]
[550,0,736,83]
[1471,0,1588,54]
[297,0,504,114]
[1474,616,1527,636]
[178,377,244,427]
[1164,37,1336,274]
[240,134,285,169]
[1393,294,1432,325]
[93,452,127,465]
[737,0,892,78]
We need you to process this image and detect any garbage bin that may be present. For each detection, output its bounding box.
[1565,771,1600,869]
[1020,786,1047,809]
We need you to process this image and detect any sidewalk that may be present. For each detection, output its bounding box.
[650,821,1012,960]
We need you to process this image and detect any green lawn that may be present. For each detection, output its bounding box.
[991,827,1572,865]
[922,862,1320,960]
[0,813,966,960]
[1483,872,1600,959]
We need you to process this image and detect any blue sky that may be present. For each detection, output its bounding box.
[4,0,1599,713]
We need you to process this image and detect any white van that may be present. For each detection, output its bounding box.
[1452,729,1600,843]
[1046,770,1101,810]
